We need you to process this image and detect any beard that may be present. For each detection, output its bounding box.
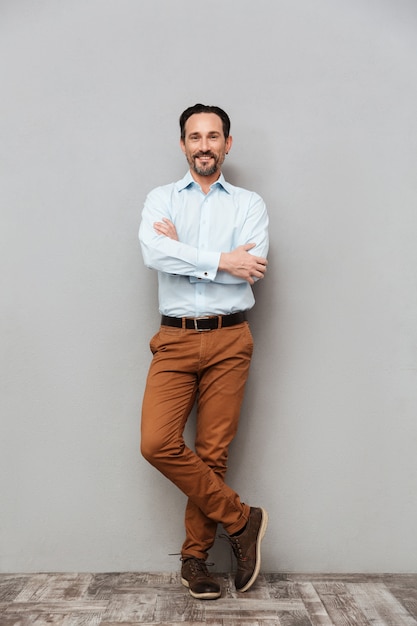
[189,151,224,177]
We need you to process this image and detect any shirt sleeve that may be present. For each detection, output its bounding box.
[139,189,221,281]
[209,191,269,285]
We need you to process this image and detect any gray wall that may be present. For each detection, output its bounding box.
[1,0,417,573]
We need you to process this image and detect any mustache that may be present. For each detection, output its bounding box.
[193,151,216,159]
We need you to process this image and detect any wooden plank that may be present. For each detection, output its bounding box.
[84,573,121,600]
[275,611,312,626]
[153,589,206,623]
[222,573,272,601]
[101,623,218,626]
[207,620,278,626]
[274,573,397,584]
[314,582,369,626]
[347,582,417,626]
[4,600,107,614]
[116,571,179,588]
[266,578,301,600]
[204,596,304,626]
[213,572,234,598]
[385,576,417,621]
[101,592,157,622]
[297,582,334,626]
[13,574,51,602]
[2,610,101,626]
[205,597,304,613]
[62,611,104,626]
[0,575,32,602]
[11,573,92,602]
[0,611,40,626]
[264,577,314,626]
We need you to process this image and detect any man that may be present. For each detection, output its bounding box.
[139,104,269,600]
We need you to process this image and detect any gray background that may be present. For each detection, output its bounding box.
[1,0,416,573]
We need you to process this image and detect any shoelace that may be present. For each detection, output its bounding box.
[191,559,208,577]
[183,558,216,579]
[219,533,246,561]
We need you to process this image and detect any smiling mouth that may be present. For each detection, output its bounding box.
[195,153,214,161]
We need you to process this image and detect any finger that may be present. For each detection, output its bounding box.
[254,267,266,277]
[252,260,266,271]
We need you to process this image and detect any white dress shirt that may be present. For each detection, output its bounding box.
[139,171,269,317]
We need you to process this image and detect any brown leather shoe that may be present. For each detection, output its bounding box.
[228,507,268,592]
[181,557,221,600]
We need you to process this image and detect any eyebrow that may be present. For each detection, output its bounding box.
[188,131,221,137]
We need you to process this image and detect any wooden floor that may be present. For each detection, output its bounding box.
[1,572,416,625]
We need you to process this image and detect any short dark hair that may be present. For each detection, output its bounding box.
[179,104,231,140]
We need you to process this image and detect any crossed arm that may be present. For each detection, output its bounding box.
[153,217,268,285]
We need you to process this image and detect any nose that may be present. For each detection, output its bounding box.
[200,136,209,152]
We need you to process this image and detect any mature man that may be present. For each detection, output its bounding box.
[139,104,269,600]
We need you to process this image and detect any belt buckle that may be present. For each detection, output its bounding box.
[194,316,212,331]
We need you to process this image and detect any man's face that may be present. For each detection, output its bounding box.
[180,113,232,178]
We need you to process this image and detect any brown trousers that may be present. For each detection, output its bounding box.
[141,321,253,560]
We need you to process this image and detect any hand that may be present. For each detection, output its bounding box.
[219,243,268,285]
[153,218,178,241]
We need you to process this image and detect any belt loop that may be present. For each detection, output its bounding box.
[182,317,186,329]
[218,315,223,329]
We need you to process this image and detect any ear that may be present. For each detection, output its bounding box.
[225,135,233,154]
[180,138,186,154]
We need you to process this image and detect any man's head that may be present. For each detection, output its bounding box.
[179,104,232,181]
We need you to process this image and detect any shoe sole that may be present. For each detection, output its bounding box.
[236,507,269,593]
[180,577,221,600]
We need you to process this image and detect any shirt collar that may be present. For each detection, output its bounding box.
[175,171,231,194]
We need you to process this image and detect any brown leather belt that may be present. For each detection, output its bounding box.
[161,311,246,331]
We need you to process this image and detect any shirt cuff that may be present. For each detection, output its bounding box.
[191,250,221,282]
